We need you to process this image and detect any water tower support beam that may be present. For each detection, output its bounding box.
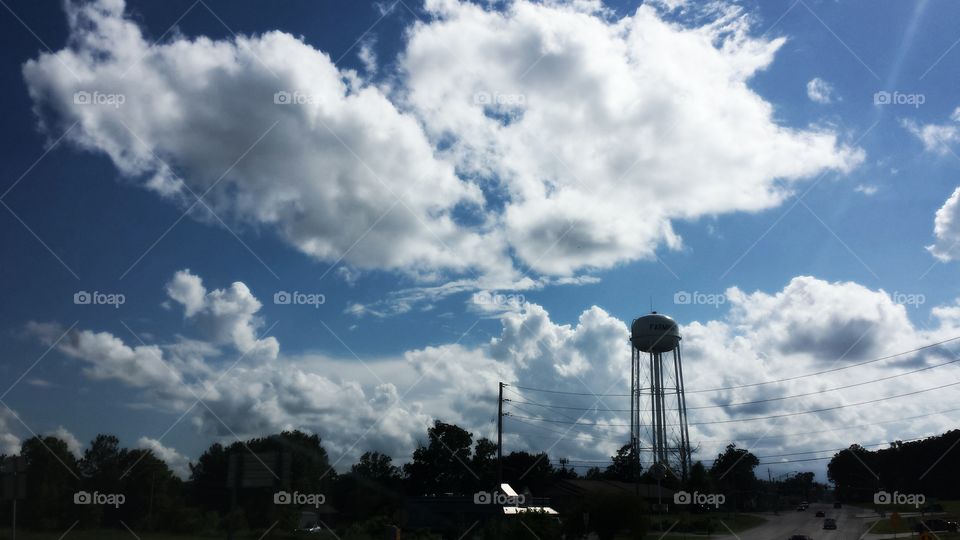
[630,346,636,451]
[649,352,657,465]
[672,347,689,481]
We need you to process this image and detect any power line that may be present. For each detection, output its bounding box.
[510,384,630,397]
[545,434,935,468]
[509,410,959,471]
[752,435,930,459]
[506,415,627,445]
[508,402,960,458]
[505,378,960,427]
[690,379,960,425]
[499,337,960,471]
[758,456,833,465]
[505,356,960,413]
[508,334,960,398]
[696,404,960,443]
[688,356,960,409]
[688,335,960,393]
[505,414,628,428]
[506,397,631,413]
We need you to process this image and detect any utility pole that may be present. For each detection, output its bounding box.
[497,382,504,488]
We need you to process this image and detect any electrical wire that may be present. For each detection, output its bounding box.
[695,404,960,443]
[544,434,937,468]
[508,402,960,461]
[504,355,960,413]
[499,335,960,472]
[505,378,960,427]
[507,334,960,398]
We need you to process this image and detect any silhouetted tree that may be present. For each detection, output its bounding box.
[688,461,710,493]
[404,421,475,495]
[604,443,641,482]
[20,436,80,529]
[117,448,184,531]
[335,452,403,523]
[501,451,554,493]
[189,442,230,515]
[709,444,758,510]
[471,437,497,489]
[554,458,578,480]
[352,451,401,483]
[189,430,332,531]
[78,434,123,527]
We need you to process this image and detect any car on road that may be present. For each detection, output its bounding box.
[815,510,825,517]
[823,518,837,530]
[796,505,806,511]
[834,502,842,508]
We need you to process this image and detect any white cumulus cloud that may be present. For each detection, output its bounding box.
[902,107,960,155]
[402,0,863,274]
[927,186,960,262]
[137,437,191,479]
[31,270,960,477]
[166,269,279,361]
[23,0,496,281]
[22,0,863,287]
[49,426,83,459]
[806,77,837,104]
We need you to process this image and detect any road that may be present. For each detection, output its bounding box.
[709,503,869,540]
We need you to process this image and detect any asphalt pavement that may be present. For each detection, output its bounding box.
[700,503,870,540]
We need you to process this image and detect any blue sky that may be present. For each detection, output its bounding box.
[3,0,960,480]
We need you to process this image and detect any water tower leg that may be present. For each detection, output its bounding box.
[630,347,636,450]
[676,345,692,482]
[672,347,687,482]
[649,352,657,465]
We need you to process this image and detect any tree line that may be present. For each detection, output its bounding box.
[828,428,960,503]
[0,420,804,538]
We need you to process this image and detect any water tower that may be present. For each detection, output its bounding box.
[630,312,692,481]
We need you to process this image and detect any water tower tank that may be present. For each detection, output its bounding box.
[630,312,680,353]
